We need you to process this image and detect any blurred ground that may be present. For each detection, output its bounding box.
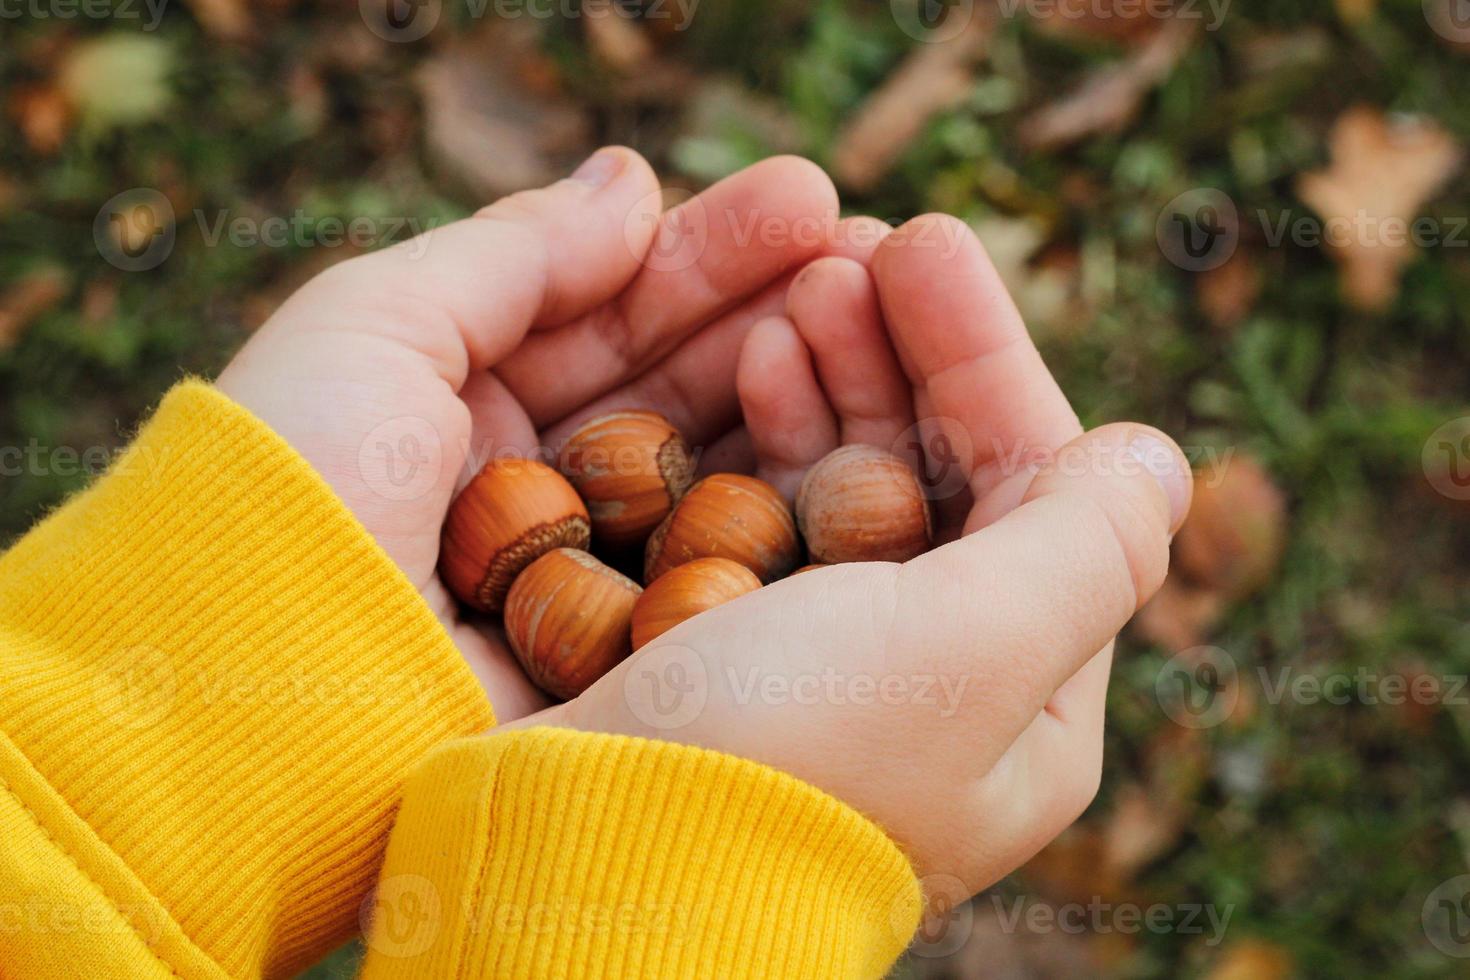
[2,1,1469,977]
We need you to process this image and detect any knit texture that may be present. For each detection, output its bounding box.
[358,727,922,979]
[0,382,495,978]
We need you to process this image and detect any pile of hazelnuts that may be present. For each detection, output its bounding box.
[441,411,934,700]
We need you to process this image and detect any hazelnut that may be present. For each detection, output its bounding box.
[644,473,799,584]
[440,458,591,612]
[503,548,642,700]
[559,410,694,549]
[631,557,761,649]
[795,445,933,563]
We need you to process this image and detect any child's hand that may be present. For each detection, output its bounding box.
[217,148,870,721]
[528,215,1193,900]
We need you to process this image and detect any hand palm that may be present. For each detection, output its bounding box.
[218,150,852,722]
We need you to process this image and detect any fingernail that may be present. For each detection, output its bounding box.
[570,148,626,188]
[1127,434,1191,531]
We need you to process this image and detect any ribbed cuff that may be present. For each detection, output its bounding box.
[0,382,495,978]
[360,727,921,979]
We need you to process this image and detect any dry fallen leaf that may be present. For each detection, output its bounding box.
[1296,106,1463,310]
[184,0,253,40]
[1196,248,1261,330]
[1020,17,1198,152]
[59,34,175,132]
[1031,0,1175,44]
[1133,575,1227,650]
[417,22,593,200]
[1103,782,1185,879]
[0,266,71,351]
[584,4,654,73]
[830,9,994,192]
[8,84,71,154]
[1204,939,1294,980]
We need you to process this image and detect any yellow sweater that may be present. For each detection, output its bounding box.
[0,383,920,979]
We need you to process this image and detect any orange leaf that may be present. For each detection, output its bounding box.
[1296,106,1463,310]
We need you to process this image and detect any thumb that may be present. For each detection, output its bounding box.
[893,423,1191,741]
[283,146,662,381]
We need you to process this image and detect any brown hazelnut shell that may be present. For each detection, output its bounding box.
[631,556,762,649]
[795,445,933,564]
[644,473,799,584]
[440,458,591,612]
[504,548,642,700]
[559,410,694,549]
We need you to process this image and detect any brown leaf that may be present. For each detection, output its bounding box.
[1020,17,1198,152]
[1296,106,1463,310]
[1196,247,1261,330]
[0,266,71,351]
[8,84,71,154]
[1032,0,1176,44]
[830,10,994,192]
[417,22,593,201]
[1133,575,1227,649]
[1021,827,1130,906]
[584,3,654,73]
[1174,454,1286,601]
[1103,782,1185,879]
[184,0,253,40]
[1204,940,1294,980]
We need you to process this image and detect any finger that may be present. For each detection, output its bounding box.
[786,256,914,451]
[825,215,894,267]
[737,316,840,500]
[696,427,756,477]
[537,276,790,452]
[871,214,1082,507]
[498,156,840,426]
[296,146,661,387]
[458,370,541,489]
[536,215,888,453]
[895,423,1190,746]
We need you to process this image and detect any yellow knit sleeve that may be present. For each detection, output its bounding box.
[358,727,923,979]
[0,382,495,979]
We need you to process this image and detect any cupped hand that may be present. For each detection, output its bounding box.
[532,214,1195,906]
[217,147,867,722]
